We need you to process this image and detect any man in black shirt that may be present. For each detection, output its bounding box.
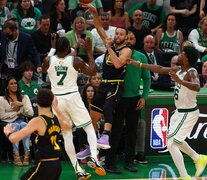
[128,10,151,51]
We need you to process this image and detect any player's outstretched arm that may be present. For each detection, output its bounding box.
[127,58,177,74]
[81,3,108,41]
[4,117,40,143]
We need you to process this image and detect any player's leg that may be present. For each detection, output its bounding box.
[177,110,207,177]
[57,95,89,179]
[68,93,106,176]
[82,123,97,160]
[63,130,91,179]
[178,141,199,161]
[167,138,189,178]
[167,111,189,178]
[62,130,84,173]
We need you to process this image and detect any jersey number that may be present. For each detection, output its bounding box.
[57,71,66,85]
[50,135,60,150]
[174,88,179,100]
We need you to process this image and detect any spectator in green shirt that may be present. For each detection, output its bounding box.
[18,61,41,100]
[12,0,42,34]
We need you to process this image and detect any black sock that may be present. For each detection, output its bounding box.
[103,130,110,135]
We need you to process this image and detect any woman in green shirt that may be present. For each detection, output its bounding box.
[66,16,94,56]
[12,0,42,34]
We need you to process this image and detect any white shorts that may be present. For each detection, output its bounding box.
[167,108,199,144]
[56,92,91,128]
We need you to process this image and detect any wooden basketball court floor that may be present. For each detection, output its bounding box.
[0,155,207,180]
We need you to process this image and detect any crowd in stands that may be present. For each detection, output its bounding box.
[0,0,207,177]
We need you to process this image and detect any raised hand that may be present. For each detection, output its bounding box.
[80,3,97,14]
[51,33,56,49]
[104,37,113,48]
[169,70,182,84]
[84,37,92,52]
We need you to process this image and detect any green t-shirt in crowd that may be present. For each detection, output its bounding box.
[123,50,151,99]
[12,7,42,34]
[18,79,41,99]
[66,30,94,55]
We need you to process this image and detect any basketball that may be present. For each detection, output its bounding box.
[79,0,93,4]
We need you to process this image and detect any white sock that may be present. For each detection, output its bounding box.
[83,123,98,161]
[167,138,188,177]
[62,130,83,173]
[178,141,199,162]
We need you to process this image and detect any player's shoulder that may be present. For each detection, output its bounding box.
[73,56,85,69]
[121,46,132,52]
[187,67,199,76]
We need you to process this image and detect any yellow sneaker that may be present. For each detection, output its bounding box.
[195,154,207,177]
[178,175,191,180]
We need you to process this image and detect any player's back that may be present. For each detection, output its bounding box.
[47,55,79,95]
[174,68,197,109]
[34,115,62,160]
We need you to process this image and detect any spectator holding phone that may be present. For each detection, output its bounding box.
[66,16,94,56]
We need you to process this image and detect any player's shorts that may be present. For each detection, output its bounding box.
[20,159,61,180]
[167,106,199,144]
[91,82,124,113]
[56,92,92,128]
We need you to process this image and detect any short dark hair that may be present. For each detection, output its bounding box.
[3,20,18,31]
[116,27,128,35]
[183,46,199,67]
[37,88,54,107]
[56,37,71,53]
[40,14,50,22]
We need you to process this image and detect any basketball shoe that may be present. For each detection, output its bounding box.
[195,154,207,177]
[87,157,106,176]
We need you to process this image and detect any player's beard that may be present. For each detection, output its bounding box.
[126,43,134,49]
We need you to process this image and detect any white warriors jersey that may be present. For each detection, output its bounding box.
[174,68,197,109]
[47,55,79,95]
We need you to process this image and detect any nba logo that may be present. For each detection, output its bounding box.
[149,168,166,179]
[150,108,168,149]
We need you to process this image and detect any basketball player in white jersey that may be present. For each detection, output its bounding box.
[42,36,106,179]
[128,46,207,180]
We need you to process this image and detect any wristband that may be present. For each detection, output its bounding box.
[6,131,14,139]
[48,48,56,57]
[140,63,143,68]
